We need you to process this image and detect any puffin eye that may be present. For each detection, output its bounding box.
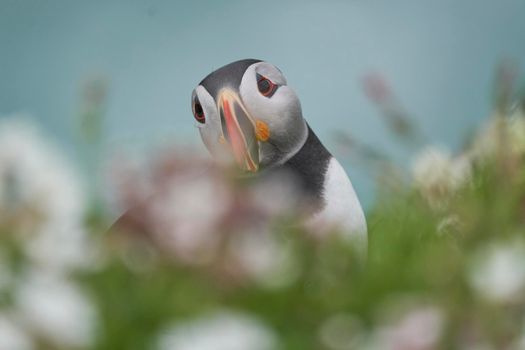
[257,74,278,97]
[192,98,205,124]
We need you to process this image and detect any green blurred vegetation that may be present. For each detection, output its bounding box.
[1,66,525,349]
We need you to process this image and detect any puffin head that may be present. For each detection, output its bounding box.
[191,59,308,172]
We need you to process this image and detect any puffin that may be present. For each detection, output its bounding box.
[192,59,367,254]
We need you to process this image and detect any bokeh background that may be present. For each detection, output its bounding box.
[3,2,525,349]
[2,0,525,207]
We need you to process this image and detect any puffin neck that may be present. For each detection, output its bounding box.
[278,123,332,203]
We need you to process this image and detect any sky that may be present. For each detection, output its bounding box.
[1,0,525,206]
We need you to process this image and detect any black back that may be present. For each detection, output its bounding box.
[200,59,261,99]
[278,124,332,206]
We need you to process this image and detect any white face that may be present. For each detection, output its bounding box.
[192,60,307,171]
[191,85,232,165]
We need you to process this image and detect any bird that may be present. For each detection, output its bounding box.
[192,59,367,254]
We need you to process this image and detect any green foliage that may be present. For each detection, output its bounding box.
[66,151,525,349]
[2,75,525,348]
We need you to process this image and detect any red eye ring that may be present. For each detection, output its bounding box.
[193,100,205,123]
[257,74,278,97]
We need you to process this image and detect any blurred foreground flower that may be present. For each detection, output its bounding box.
[0,315,33,350]
[111,148,304,286]
[0,115,93,272]
[411,146,471,209]
[0,114,98,349]
[156,310,278,350]
[367,303,444,350]
[16,270,96,348]
[470,106,525,161]
[468,239,525,303]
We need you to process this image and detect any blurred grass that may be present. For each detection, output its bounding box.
[1,65,525,349]
[77,153,525,349]
[79,66,525,349]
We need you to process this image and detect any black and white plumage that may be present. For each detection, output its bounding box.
[192,59,367,253]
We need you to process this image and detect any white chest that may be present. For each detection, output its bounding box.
[306,158,368,252]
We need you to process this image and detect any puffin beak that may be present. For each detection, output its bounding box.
[218,89,259,172]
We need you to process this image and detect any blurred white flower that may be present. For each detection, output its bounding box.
[411,146,471,208]
[15,270,96,348]
[0,115,93,272]
[25,223,95,272]
[318,313,365,350]
[0,116,85,222]
[150,169,231,265]
[229,228,299,289]
[248,171,300,218]
[365,304,444,350]
[468,240,525,303]
[471,109,525,160]
[157,310,278,350]
[0,314,33,350]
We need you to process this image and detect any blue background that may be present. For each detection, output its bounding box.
[1,0,525,206]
